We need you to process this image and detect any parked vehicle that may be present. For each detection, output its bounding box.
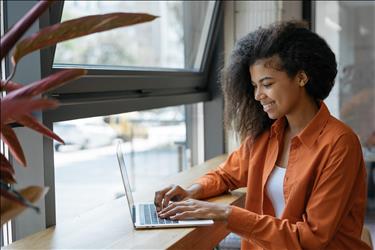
[54,119,117,151]
[103,115,148,141]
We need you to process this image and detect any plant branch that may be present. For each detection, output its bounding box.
[0,0,53,61]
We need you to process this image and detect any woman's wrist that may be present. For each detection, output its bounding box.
[186,184,203,199]
[223,205,232,220]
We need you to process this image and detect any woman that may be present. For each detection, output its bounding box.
[154,21,370,249]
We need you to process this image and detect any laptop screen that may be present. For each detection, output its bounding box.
[116,143,135,220]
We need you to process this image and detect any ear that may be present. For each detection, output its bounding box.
[297,71,309,87]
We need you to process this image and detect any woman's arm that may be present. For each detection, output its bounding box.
[192,137,252,199]
[154,137,252,211]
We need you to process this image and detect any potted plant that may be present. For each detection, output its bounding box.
[0,0,156,225]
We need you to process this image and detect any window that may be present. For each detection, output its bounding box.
[45,0,222,226]
[54,1,215,71]
[54,105,192,223]
[315,1,375,150]
[46,1,221,121]
[315,0,375,208]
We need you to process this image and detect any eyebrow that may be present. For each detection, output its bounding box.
[251,76,274,85]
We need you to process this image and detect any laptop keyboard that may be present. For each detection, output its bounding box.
[139,204,178,225]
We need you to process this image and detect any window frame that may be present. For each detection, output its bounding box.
[43,1,222,123]
[41,0,224,227]
[302,0,315,30]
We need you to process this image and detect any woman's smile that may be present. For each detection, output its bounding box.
[261,101,275,112]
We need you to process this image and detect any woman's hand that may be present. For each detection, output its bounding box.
[158,199,231,221]
[154,184,199,212]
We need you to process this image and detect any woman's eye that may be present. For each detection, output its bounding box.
[263,83,272,88]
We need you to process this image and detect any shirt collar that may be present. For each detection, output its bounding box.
[270,116,286,138]
[270,101,330,149]
[298,101,330,148]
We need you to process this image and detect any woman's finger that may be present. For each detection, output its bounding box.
[170,210,197,220]
[159,199,195,215]
[154,185,174,211]
[159,205,195,218]
[158,200,181,215]
[162,186,181,209]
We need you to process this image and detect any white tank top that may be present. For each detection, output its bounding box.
[266,166,286,218]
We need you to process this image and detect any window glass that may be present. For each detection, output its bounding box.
[54,105,189,223]
[316,0,375,208]
[53,1,215,71]
[316,1,375,151]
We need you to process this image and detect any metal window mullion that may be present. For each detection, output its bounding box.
[44,92,210,122]
[48,70,205,95]
[199,1,222,73]
[194,1,216,69]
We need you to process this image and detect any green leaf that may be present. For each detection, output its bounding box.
[12,12,157,65]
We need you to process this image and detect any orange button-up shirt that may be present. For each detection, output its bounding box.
[195,102,370,249]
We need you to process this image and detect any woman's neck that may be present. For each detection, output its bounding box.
[285,97,319,137]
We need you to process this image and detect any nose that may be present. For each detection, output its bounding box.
[254,87,265,101]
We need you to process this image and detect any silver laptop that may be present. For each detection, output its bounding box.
[116,143,214,229]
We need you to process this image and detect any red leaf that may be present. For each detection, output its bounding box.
[3,69,86,99]
[0,125,26,167]
[0,186,48,225]
[1,98,58,126]
[0,168,16,184]
[0,189,27,208]
[17,114,64,144]
[0,80,23,92]
[0,154,15,174]
[12,12,157,64]
[0,0,53,60]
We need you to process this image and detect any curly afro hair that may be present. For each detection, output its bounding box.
[222,21,337,140]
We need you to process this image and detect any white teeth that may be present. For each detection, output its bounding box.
[262,102,274,111]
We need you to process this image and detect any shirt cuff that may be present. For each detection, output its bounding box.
[227,205,259,238]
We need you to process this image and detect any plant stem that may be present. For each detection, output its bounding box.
[0,0,53,61]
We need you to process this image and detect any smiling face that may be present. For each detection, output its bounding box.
[250,56,309,120]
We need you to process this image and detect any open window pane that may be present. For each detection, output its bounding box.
[54,105,190,223]
[53,1,215,71]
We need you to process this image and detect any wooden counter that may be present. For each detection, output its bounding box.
[5,154,246,249]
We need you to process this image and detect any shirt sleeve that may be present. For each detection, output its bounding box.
[193,137,252,199]
[226,132,369,250]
